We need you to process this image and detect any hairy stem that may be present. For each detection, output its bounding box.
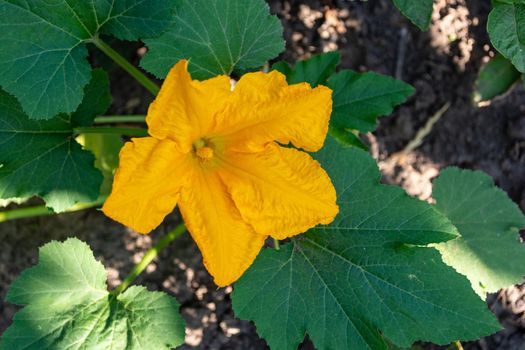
[74,126,148,137]
[91,37,160,96]
[399,102,451,155]
[112,223,187,295]
[0,198,106,223]
[273,238,280,250]
[94,115,146,124]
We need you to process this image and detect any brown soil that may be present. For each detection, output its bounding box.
[1,0,525,349]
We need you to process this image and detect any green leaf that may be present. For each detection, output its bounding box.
[0,69,110,212]
[77,134,124,197]
[0,0,175,119]
[328,70,415,132]
[434,168,525,296]
[232,137,499,350]
[273,51,341,87]
[328,125,368,150]
[488,1,525,73]
[141,0,285,79]
[273,56,413,148]
[0,238,185,350]
[392,0,434,30]
[474,54,521,102]
[327,70,414,145]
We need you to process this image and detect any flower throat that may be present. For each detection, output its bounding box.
[193,138,214,161]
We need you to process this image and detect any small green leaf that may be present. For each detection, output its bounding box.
[488,1,525,73]
[328,70,414,135]
[474,54,521,102]
[273,51,341,87]
[0,238,185,350]
[232,137,499,350]
[77,133,124,197]
[0,70,110,212]
[392,0,434,30]
[141,0,284,79]
[0,0,175,119]
[328,125,368,150]
[434,167,525,296]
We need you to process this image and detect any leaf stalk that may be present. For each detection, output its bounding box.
[0,198,106,223]
[74,126,148,137]
[94,115,146,124]
[452,340,464,350]
[91,37,160,96]
[112,223,187,295]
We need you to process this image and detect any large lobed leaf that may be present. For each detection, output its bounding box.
[273,51,341,87]
[232,136,500,350]
[273,53,414,149]
[0,69,110,212]
[434,168,525,296]
[391,0,434,30]
[0,238,185,350]
[0,0,175,119]
[328,70,415,134]
[488,0,525,73]
[141,0,284,79]
[328,68,414,148]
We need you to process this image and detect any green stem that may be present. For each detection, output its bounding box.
[112,223,187,295]
[94,115,146,124]
[0,198,106,223]
[452,341,464,350]
[273,238,280,250]
[91,37,160,96]
[74,126,148,137]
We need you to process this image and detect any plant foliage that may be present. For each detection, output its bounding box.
[392,0,434,30]
[232,137,501,350]
[474,54,521,102]
[0,70,110,212]
[488,0,525,73]
[273,51,341,87]
[0,0,175,120]
[0,238,185,350]
[141,0,284,79]
[274,53,414,149]
[434,168,525,296]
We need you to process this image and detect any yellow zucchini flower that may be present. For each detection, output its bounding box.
[102,60,339,286]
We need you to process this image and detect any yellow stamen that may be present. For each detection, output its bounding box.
[193,139,214,161]
[196,146,214,160]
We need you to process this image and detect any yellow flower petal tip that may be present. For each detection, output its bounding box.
[103,59,337,286]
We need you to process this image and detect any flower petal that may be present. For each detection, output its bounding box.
[102,137,189,234]
[146,60,232,152]
[179,167,266,286]
[211,70,332,153]
[219,144,339,239]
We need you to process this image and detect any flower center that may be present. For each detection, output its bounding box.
[193,138,214,161]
